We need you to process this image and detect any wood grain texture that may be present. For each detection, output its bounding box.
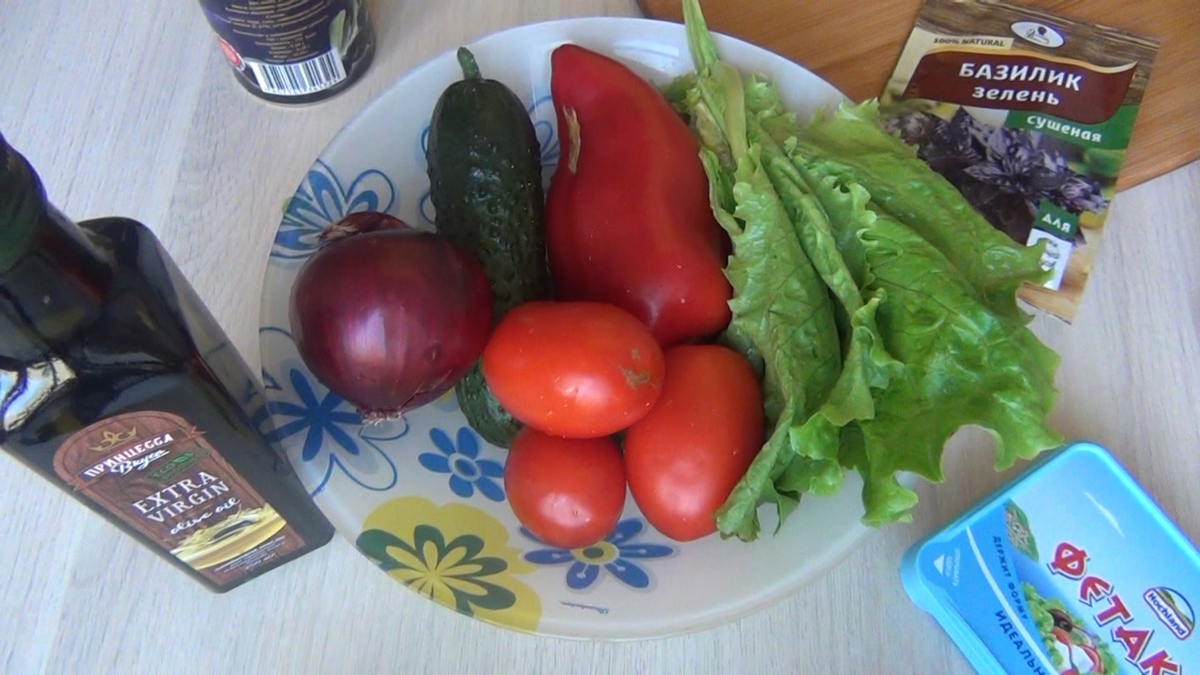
[1,0,1198,673]
[637,0,1200,191]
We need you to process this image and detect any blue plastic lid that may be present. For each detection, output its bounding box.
[900,442,1199,674]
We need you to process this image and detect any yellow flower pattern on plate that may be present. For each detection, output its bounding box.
[356,496,541,631]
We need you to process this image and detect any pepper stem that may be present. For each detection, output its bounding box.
[457,47,482,81]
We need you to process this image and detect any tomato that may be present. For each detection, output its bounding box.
[545,44,733,347]
[623,344,764,542]
[481,301,665,439]
[504,427,626,549]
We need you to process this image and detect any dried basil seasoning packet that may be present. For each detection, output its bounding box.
[879,0,1159,322]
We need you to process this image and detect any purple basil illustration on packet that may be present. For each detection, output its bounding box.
[885,108,1106,246]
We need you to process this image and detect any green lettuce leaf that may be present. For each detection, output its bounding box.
[683,0,719,71]
[776,290,901,500]
[788,154,874,288]
[818,288,900,426]
[682,2,850,539]
[679,0,1061,536]
[739,75,863,319]
[744,73,801,145]
[751,120,863,318]
[663,72,698,113]
[682,0,892,537]
[699,146,843,540]
[795,101,1050,324]
[743,77,899,428]
[852,214,1062,525]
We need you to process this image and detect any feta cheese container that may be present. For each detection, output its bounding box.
[901,442,1199,674]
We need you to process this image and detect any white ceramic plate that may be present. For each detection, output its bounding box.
[257,16,871,640]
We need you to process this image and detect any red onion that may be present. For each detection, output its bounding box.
[288,212,493,422]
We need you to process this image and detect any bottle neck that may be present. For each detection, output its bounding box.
[1,136,113,363]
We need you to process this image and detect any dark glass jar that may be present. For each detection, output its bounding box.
[0,134,334,592]
[198,0,376,105]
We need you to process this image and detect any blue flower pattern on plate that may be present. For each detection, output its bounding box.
[258,327,409,497]
[528,94,560,173]
[272,159,396,260]
[523,519,674,590]
[418,94,559,226]
[420,427,505,502]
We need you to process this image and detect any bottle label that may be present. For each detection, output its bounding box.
[198,0,373,99]
[53,410,306,586]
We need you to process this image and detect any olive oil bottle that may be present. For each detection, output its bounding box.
[0,134,334,592]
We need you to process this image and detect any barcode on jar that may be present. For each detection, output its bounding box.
[246,51,346,97]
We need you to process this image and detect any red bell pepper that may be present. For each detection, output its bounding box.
[545,44,732,348]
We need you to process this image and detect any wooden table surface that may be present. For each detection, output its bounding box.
[638,0,1200,192]
[2,1,1198,673]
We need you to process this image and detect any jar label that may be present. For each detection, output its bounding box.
[53,410,306,586]
[199,0,373,99]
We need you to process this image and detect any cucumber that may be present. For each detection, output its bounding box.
[427,47,549,448]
